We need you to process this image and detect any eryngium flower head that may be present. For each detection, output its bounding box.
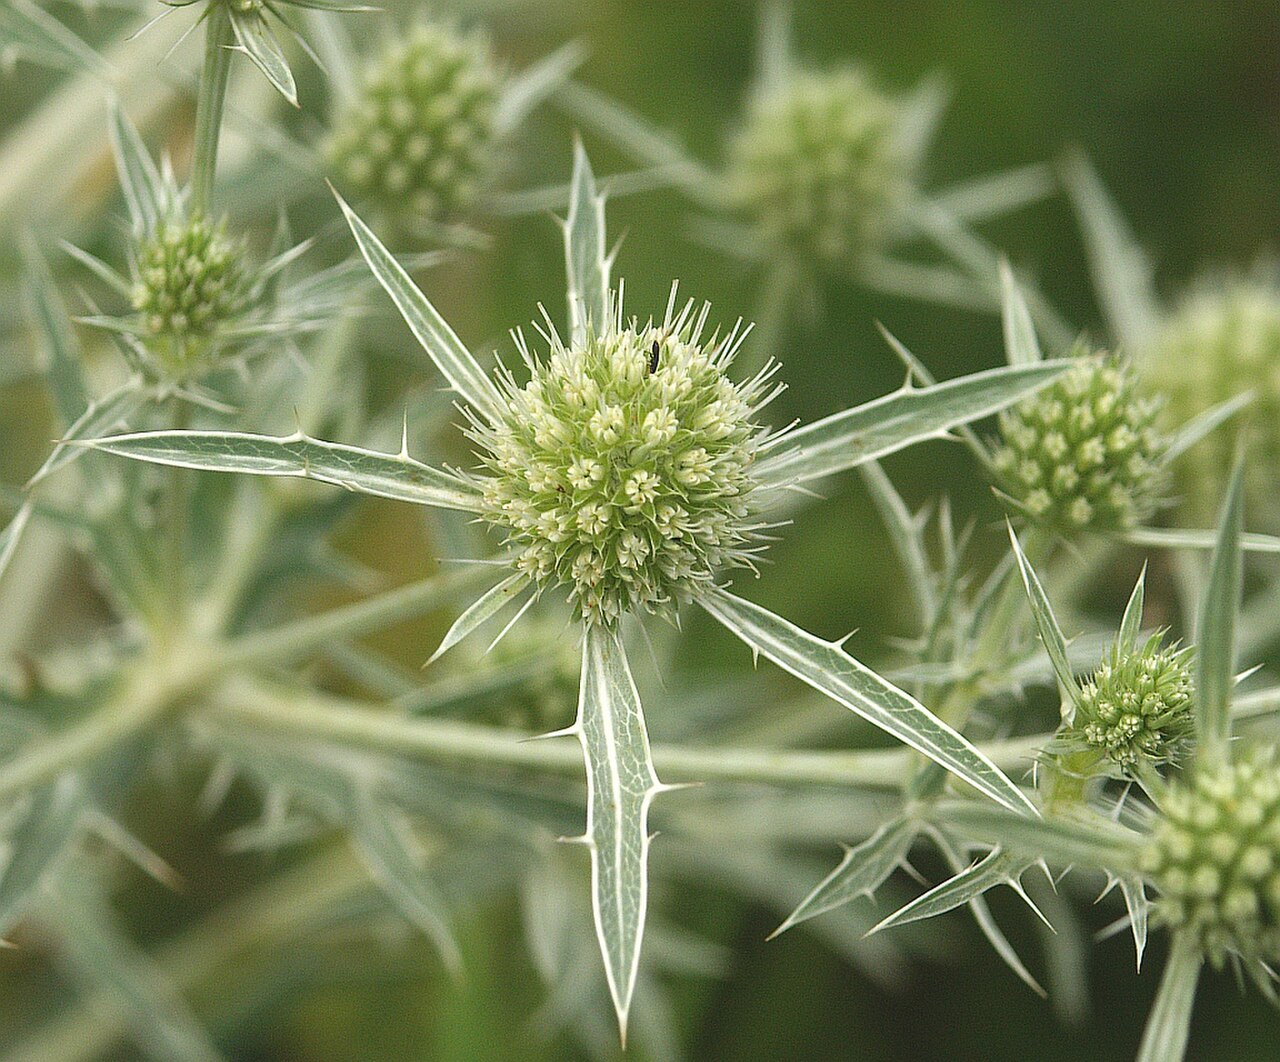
[470,298,780,626]
[130,215,248,372]
[1145,280,1280,524]
[1142,747,1280,966]
[1070,634,1193,772]
[990,353,1165,532]
[326,23,499,223]
[727,68,911,266]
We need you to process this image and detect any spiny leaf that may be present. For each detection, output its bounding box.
[107,98,165,235]
[1007,522,1081,703]
[1163,392,1253,464]
[1136,933,1202,1062]
[0,774,84,937]
[333,190,505,423]
[28,376,153,486]
[935,801,1144,870]
[1117,565,1147,657]
[754,362,1069,489]
[1195,458,1244,764]
[575,624,665,1045]
[428,573,529,664]
[0,0,110,77]
[349,791,462,973]
[21,236,88,426]
[1000,259,1041,365]
[229,8,297,107]
[870,847,1030,933]
[77,429,484,512]
[1119,874,1150,970]
[772,817,917,937]
[494,41,586,137]
[564,140,610,346]
[700,588,1037,816]
[858,461,935,626]
[1121,525,1280,555]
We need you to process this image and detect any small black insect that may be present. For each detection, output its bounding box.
[648,340,661,375]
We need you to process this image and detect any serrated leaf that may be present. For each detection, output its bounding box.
[1060,151,1161,349]
[754,362,1069,489]
[1195,459,1244,764]
[576,624,664,1045]
[428,573,529,664]
[28,376,153,486]
[1007,522,1081,703]
[349,791,462,973]
[1119,874,1150,970]
[0,774,83,937]
[1136,933,1202,1062]
[21,236,89,425]
[107,98,165,235]
[229,8,297,107]
[858,461,935,625]
[871,847,1029,933]
[78,429,484,512]
[333,191,505,424]
[699,588,1036,816]
[1117,565,1147,657]
[1000,259,1041,365]
[564,141,610,346]
[44,874,223,1062]
[772,817,916,936]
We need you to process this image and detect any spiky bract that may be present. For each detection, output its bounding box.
[326,23,500,223]
[991,353,1165,533]
[727,68,911,266]
[471,296,781,626]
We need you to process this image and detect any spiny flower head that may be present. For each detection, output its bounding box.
[326,23,500,224]
[991,352,1165,533]
[1069,634,1193,773]
[1141,747,1280,966]
[130,214,248,373]
[727,68,912,266]
[470,295,782,626]
[1144,280,1280,524]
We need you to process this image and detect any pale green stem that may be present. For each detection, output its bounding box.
[212,687,1048,791]
[189,4,235,216]
[216,564,495,671]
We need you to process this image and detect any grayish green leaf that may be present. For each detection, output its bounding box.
[931,163,1055,225]
[858,461,935,626]
[1119,874,1149,970]
[575,624,664,1044]
[564,141,611,346]
[1007,521,1081,703]
[0,0,110,77]
[333,191,505,423]
[21,236,89,426]
[754,362,1069,489]
[1117,565,1147,656]
[699,588,1037,816]
[427,573,529,664]
[1000,258,1041,365]
[79,429,484,512]
[1122,524,1280,555]
[1163,392,1253,464]
[870,847,1028,933]
[494,42,586,136]
[229,9,297,107]
[1195,459,1244,764]
[934,802,1144,870]
[107,98,165,235]
[1136,933,1202,1062]
[771,817,916,937]
[29,376,152,486]
[0,774,83,937]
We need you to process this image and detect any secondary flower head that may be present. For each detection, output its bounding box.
[470,294,781,626]
[727,68,913,266]
[326,22,500,224]
[1069,634,1193,773]
[1144,280,1280,524]
[991,351,1165,533]
[130,214,249,374]
[1141,747,1280,966]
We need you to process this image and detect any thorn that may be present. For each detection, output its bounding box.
[521,724,580,743]
[654,781,701,795]
[556,833,591,847]
[831,628,859,650]
[400,411,411,459]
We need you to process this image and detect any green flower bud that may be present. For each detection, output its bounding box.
[1144,280,1280,526]
[727,68,912,266]
[326,23,500,223]
[470,300,777,626]
[991,352,1166,533]
[1069,634,1193,773]
[1143,748,1280,965]
[130,215,248,373]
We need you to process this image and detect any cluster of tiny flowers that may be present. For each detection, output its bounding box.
[470,300,780,625]
[991,353,1165,532]
[1145,281,1280,524]
[1141,748,1280,965]
[727,69,911,266]
[130,216,247,371]
[326,24,499,223]
[1069,634,1192,773]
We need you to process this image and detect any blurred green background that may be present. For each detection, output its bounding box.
[4,0,1280,1058]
